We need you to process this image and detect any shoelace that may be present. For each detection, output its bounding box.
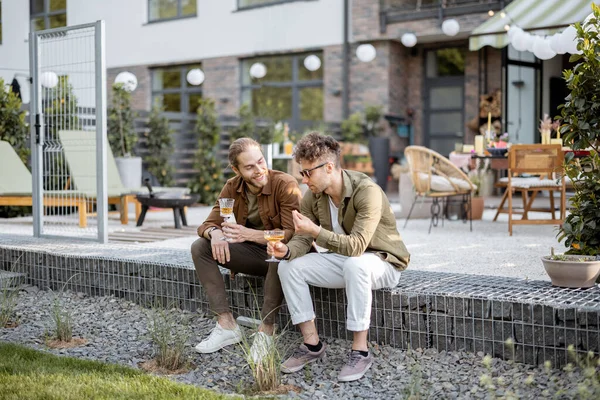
[346,351,364,367]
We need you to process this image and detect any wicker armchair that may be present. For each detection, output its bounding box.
[404,146,477,233]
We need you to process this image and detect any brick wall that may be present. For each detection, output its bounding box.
[202,56,240,117]
[464,49,480,144]
[324,45,343,122]
[107,66,151,112]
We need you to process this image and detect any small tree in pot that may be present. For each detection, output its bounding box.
[108,83,140,188]
[543,6,600,287]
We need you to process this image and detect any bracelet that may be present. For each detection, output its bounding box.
[206,227,218,239]
[283,248,291,260]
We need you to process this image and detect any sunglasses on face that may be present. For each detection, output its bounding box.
[299,162,328,178]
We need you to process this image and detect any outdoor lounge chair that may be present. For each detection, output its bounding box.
[58,130,189,224]
[403,145,477,233]
[0,140,89,227]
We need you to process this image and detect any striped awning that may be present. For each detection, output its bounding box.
[469,0,596,51]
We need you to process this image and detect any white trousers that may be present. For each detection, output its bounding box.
[278,252,402,332]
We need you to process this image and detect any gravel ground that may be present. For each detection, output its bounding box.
[2,288,598,399]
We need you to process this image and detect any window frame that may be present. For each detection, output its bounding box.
[151,64,203,115]
[240,52,324,132]
[147,0,197,23]
[30,0,67,31]
[0,0,3,44]
[236,0,314,12]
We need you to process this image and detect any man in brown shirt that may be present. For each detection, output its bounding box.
[191,138,301,363]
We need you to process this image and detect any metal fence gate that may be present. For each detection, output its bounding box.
[29,21,108,243]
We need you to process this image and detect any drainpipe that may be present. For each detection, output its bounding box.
[342,0,350,119]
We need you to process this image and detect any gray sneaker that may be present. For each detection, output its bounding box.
[281,343,326,373]
[338,351,373,382]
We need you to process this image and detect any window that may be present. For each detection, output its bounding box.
[238,0,307,10]
[149,0,196,22]
[426,48,465,78]
[241,53,323,131]
[152,64,203,113]
[30,0,67,31]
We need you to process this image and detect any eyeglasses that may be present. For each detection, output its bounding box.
[299,162,328,178]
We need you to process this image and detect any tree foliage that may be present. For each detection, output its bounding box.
[108,83,137,158]
[145,103,175,186]
[189,98,224,205]
[557,4,600,256]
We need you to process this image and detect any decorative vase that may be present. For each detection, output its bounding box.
[115,156,142,189]
[540,255,600,288]
[368,136,390,192]
[469,196,485,220]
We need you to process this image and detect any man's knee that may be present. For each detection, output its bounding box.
[277,259,298,281]
[190,237,211,261]
[342,257,370,277]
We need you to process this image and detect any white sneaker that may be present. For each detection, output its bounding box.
[249,331,274,364]
[195,322,243,354]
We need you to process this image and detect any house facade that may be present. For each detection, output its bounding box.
[0,0,592,168]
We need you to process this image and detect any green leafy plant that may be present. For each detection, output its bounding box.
[189,98,224,205]
[108,83,137,158]
[364,105,384,137]
[340,112,365,144]
[144,103,175,186]
[0,78,29,160]
[557,5,600,256]
[0,259,23,328]
[230,104,256,143]
[0,78,30,218]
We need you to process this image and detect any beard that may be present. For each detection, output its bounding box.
[243,170,268,192]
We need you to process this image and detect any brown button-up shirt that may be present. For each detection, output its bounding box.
[197,170,302,244]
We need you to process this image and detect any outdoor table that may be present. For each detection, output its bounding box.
[135,194,200,229]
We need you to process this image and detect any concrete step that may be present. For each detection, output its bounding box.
[0,270,27,290]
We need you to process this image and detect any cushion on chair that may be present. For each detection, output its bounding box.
[498,177,562,188]
[418,172,473,192]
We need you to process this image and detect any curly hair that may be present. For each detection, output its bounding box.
[294,132,341,168]
[228,137,261,168]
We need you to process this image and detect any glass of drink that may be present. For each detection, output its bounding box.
[264,229,285,262]
[218,198,235,241]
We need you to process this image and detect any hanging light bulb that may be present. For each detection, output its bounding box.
[40,71,58,88]
[249,62,267,79]
[488,10,494,17]
[186,69,205,86]
[114,71,138,92]
[400,33,417,48]
[356,44,377,62]
[303,54,322,71]
[441,19,460,37]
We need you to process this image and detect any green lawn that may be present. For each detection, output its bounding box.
[0,342,234,400]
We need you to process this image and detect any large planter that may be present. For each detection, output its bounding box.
[115,156,142,189]
[541,255,600,288]
[469,196,484,220]
[368,136,390,192]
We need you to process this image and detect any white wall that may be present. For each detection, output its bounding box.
[0,0,31,99]
[1,0,343,103]
[70,0,343,68]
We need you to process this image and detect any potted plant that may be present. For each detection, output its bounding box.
[545,6,600,287]
[108,83,140,189]
[364,105,390,191]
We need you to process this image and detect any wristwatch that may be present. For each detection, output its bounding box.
[206,227,218,239]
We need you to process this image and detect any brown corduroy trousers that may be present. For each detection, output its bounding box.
[190,238,284,325]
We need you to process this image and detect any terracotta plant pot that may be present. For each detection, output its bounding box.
[540,255,600,288]
[469,196,484,220]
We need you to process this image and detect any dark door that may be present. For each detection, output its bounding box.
[424,48,466,157]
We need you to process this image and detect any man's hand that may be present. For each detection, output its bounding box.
[292,210,320,238]
[267,241,289,259]
[221,222,253,243]
[210,230,230,264]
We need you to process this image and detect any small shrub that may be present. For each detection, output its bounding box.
[51,295,73,342]
[147,306,190,371]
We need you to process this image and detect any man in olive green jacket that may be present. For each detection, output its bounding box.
[268,132,410,382]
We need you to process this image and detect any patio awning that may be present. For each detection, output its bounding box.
[469,0,595,51]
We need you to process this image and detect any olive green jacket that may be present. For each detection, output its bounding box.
[287,170,410,270]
